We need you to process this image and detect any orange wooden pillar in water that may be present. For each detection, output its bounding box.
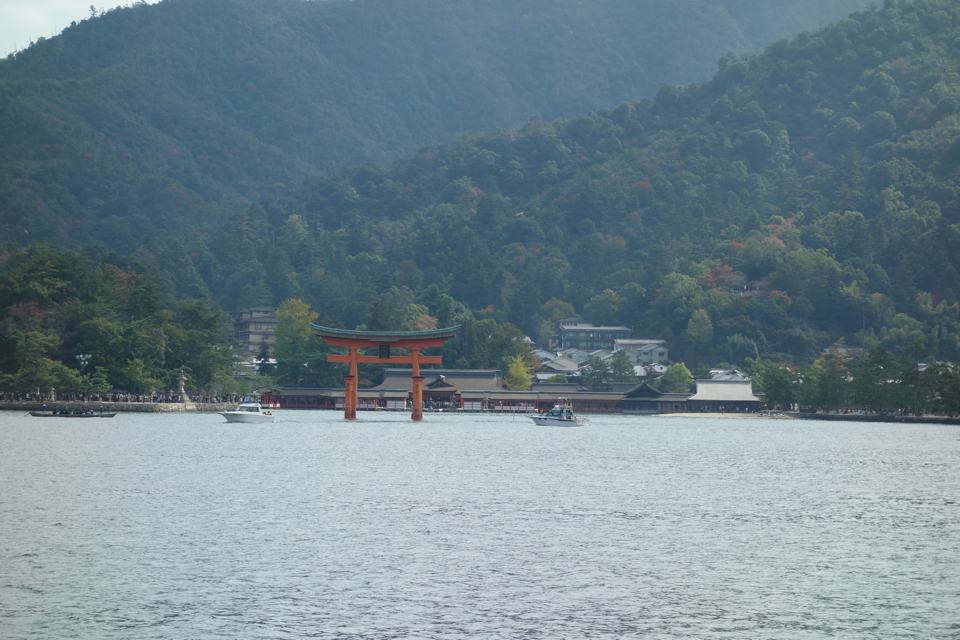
[410,346,423,421]
[411,376,424,420]
[311,326,459,421]
[343,375,357,419]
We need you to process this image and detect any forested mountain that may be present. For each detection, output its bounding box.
[2,0,960,396]
[199,0,960,367]
[0,0,869,249]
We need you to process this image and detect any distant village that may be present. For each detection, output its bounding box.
[233,308,762,415]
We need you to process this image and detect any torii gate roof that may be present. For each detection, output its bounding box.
[310,324,460,347]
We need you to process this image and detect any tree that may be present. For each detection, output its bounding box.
[617,283,647,325]
[658,362,693,393]
[538,298,576,325]
[11,331,82,394]
[610,350,636,383]
[928,364,960,417]
[850,345,895,413]
[583,357,612,391]
[489,322,535,368]
[89,366,112,393]
[365,297,393,331]
[686,309,714,344]
[504,354,532,390]
[255,342,275,377]
[396,303,436,331]
[170,299,232,390]
[118,358,162,394]
[741,129,773,169]
[797,345,850,412]
[584,289,621,326]
[544,373,569,383]
[897,339,931,412]
[690,362,712,380]
[274,298,339,386]
[535,298,576,347]
[753,360,797,409]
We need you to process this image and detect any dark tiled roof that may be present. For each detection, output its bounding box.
[531,383,580,392]
[373,369,504,391]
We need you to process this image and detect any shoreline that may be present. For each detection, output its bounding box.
[797,412,960,425]
[655,412,795,419]
[0,400,234,414]
[656,411,960,425]
[653,411,960,425]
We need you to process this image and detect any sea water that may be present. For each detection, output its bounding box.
[1,410,958,638]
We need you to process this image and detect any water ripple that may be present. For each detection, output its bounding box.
[1,412,958,638]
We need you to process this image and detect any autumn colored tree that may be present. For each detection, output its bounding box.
[504,354,533,391]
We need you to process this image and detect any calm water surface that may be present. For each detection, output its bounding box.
[1,410,958,638]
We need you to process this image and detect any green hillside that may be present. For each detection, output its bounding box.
[1,0,869,248]
[2,0,959,398]
[201,0,960,367]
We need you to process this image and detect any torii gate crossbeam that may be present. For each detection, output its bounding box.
[311,325,460,420]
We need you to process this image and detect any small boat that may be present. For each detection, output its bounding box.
[30,410,117,418]
[218,398,275,423]
[529,401,584,427]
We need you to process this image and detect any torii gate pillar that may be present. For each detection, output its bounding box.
[343,375,357,420]
[311,325,460,421]
[411,376,424,421]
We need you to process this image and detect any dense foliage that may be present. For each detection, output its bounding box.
[196,0,960,370]
[0,244,240,394]
[1,0,868,248]
[3,0,960,395]
[750,343,960,416]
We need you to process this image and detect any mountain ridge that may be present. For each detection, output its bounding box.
[1,0,870,248]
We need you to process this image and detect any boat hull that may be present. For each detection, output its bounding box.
[219,411,275,424]
[30,412,117,418]
[529,416,582,427]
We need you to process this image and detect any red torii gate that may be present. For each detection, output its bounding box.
[311,324,460,420]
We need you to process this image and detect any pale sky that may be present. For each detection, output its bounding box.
[1,0,160,58]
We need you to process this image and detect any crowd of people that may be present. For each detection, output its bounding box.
[1,391,243,405]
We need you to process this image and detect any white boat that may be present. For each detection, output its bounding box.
[219,398,275,423]
[529,402,584,427]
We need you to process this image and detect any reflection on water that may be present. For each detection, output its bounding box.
[1,411,958,638]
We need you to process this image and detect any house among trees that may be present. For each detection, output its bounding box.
[556,348,592,364]
[235,308,279,356]
[614,339,669,365]
[556,318,631,350]
[535,356,580,381]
